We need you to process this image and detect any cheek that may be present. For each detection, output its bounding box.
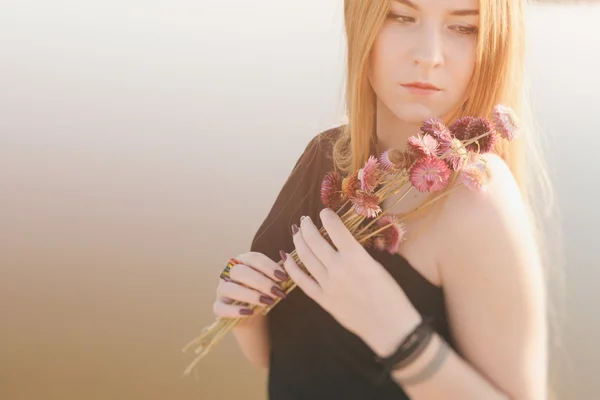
[448,41,477,91]
[369,33,403,86]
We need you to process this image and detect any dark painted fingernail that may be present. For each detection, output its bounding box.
[291,224,299,235]
[259,295,275,305]
[279,250,288,262]
[271,286,287,299]
[274,269,289,281]
[240,308,254,315]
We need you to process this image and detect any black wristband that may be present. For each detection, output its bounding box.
[373,316,435,385]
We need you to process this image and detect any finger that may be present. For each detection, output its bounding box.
[228,264,287,299]
[281,251,322,301]
[299,215,338,267]
[213,300,255,318]
[319,207,360,254]
[236,252,290,282]
[218,280,277,307]
[292,222,328,285]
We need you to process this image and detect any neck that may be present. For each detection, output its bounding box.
[374,99,422,154]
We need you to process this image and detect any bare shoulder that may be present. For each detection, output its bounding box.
[437,151,542,282]
[434,152,548,398]
[440,152,528,234]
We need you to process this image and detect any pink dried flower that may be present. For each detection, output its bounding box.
[407,134,440,158]
[350,191,381,218]
[374,216,407,254]
[421,117,453,147]
[358,155,381,193]
[461,157,491,192]
[440,138,468,171]
[320,171,345,210]
[342,173,361,198]
[492,104,520,141]
[450,116,497,153]
[409,156,452,193]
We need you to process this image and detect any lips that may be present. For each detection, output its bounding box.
[401,82,441,91]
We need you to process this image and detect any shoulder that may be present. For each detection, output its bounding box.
[250,125,345,253]
[286,124,345,185]
[299,125,345,166]
[276,123,345,194]
[437,151,543,280]
[436,150,545,317]
[438,152,531,244]
[314,123,345,144]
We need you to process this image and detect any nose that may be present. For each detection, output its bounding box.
[411,24,444,69]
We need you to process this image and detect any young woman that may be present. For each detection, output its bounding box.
[212,0,555,398]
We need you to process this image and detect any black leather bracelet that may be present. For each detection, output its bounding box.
[373,316,435,385]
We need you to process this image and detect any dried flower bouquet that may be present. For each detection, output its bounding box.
[182,104,520,375]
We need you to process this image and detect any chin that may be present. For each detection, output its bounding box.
[391,103,440,126]
[391,99,463,126]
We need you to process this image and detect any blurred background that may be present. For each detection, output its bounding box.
[1,0,599,399]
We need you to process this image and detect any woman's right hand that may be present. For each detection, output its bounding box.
[214,251,290,318]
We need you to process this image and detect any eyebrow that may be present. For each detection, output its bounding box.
[395,0,480,16]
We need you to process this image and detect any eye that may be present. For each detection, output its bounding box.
[451,24,478,36]
[387,12,416,24]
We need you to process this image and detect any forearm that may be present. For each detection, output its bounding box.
[389,334,508,400]
[232,314,270,369]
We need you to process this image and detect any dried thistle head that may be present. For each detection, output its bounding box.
[461,162,491,192]
[373,216,407,254]
[358,155,382,193]
[350,191,381,219]
[450,116,498,153]
[407,134,440,158]
[461,154,492,192]
[492,104,520,141]
[342,172,361,198]
[448,116,474,139]
[320,171,345,210]
[421,117,453,146]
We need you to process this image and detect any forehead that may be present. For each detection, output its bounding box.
[392,0,480,12]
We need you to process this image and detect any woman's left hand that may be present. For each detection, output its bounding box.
[281,208,423,357]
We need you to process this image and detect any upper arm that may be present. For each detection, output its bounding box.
[438,154,548,399]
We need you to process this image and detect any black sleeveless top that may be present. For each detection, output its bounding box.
[250,126,455,399]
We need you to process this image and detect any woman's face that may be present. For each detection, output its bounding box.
[369,0,480,124]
